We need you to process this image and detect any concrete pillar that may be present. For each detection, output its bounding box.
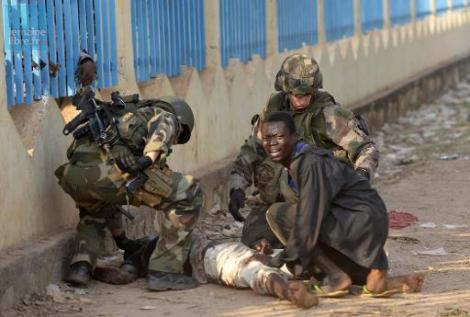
[383,0,391,29]
[204,0,221,68]
[112,0,139,95]
[266,0,278,57]
[317,0,326,44]
[411,0,417,23]
[354,0,362,37]
[430,0,436,16]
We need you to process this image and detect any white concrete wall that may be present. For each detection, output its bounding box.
[0,2,470,251]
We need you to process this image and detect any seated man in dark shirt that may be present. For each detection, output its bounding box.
[257,111,424,297]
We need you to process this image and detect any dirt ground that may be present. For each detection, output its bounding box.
[3,78,470,317]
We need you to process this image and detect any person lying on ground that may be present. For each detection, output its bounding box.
[257,111,424,298]
[93,232,318,309]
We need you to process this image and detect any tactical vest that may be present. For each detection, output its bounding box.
[66,96,169,164]
[264,90,350,163]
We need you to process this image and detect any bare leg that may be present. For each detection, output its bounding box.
[266,274,318,309]
[311,249,352,293]
[366,269,387,293]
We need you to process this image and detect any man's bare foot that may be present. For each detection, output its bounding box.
[287,282,318,309]
[384,273,425,293]
[320,272,352,293]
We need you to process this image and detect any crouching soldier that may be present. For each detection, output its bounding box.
[55,54,202,291]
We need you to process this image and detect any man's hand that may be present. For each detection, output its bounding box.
[228,188,246,222]
[251,252,284,268]
[355,167,370,181]
[253,238,273,255]
[116,154,152,174]
[76,59,97,86]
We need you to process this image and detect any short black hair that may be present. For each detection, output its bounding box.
[264,111,296,135]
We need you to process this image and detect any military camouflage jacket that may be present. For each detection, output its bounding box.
[230,90,379,192]
[66,99,179,164]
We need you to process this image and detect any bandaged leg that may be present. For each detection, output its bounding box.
[204,242,317,308]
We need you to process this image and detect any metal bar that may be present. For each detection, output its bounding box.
[109,0,118,85]
[63,0,76,95]
[71,0,80,76]
[79,0,87,50]
[30,0,42,100]
[131,0,138,80]
[54,0,66,95]
[20,0,33,103]
[46,0,58,97]
[38,0,49,96]
[86,0,94,57]
[94,0,104,87]
[3,0,15,105]
[101,0,111,86]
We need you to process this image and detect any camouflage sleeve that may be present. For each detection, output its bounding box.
[229,134,265,191]
[143,108,179,158]
[323,105,379,176]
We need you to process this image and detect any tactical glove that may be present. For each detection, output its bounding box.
[116,154,152,174]
[228,188,246,222]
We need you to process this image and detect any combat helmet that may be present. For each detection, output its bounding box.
[156,96,195,144]
[274,54,323,95]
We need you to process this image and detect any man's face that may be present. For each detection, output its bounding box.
[261,121,297,166]
[288,93,312,111]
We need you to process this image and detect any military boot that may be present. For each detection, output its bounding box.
[121,236,159,277]
[147,271,199,291]
[113,233,156,260]
[65,261,92,286]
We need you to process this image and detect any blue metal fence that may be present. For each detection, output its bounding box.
[416,0,432,19]
[277,0,317,51]
[2,0,118,106]
[435,0,449,14]
[219,0,266,67]
[390,0,411,25]
[324,0,354,41]
[361,0,383,33]
[452,0,467,8]
[131,0,206,81]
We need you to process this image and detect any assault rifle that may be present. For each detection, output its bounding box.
[62,88,135,220]
[62,87,122,147]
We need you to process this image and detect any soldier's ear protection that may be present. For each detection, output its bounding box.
[177,124,191,144]
[274,69,284,92]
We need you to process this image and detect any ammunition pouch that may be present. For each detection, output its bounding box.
[134,165,174,208]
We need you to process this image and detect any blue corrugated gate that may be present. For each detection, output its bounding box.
[435,0,449,14]
[324,0,354,41]
[219,0,266,67]
[361,0,384,33]
[277,0,318,51]
[2,0,118,106]
[390,0,411,25]
[131,0,206,82]
[453,0,467,9]
[416,0,432,19]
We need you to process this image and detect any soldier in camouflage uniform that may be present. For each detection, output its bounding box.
[229,54,379,249]
[55,55,202,291]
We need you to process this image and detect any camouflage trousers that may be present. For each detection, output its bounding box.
[55,161,202,274]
